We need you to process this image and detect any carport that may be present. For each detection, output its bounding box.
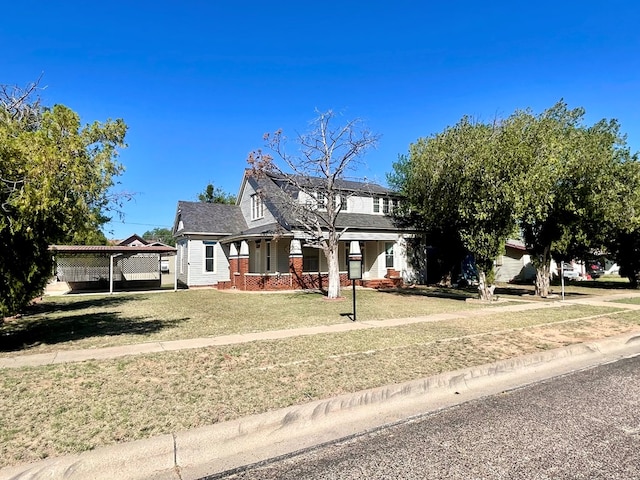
[50,245,177,293]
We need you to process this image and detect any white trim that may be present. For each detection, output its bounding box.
[385,241,395,269]
[186,240,191,285]
[251,194,264,220]
[203,241,216,274]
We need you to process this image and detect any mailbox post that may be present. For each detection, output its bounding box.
[348,241,363,322]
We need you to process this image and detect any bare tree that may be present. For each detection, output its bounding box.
[247,110,380,299]
[1,79,43,213]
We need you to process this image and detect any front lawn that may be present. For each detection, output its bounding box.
[1,303,637,467]
[1,288,506,357]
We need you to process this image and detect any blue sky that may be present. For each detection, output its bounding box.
[4,1,639,240]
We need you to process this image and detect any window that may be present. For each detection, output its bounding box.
[266,241,271,272]
[385,242,394,268]
[374,196,399,214]
[382,198,390,214]
[251,194,264,220]
[338,193,348,212]
[316,191,327,210]
[204,243,215,272]
[303,248,320,272]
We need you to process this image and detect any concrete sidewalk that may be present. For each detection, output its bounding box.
[3,293,640,369]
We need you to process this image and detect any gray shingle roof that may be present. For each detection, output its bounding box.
[250,173,399,231]
[335,212,396,230]
[175,173,401,240]
[175,201,247,235]
[267,172,392,195]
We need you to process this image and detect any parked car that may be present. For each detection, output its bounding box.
[559,263,580,279]
[161,259,170,273]
[588,263,605,279]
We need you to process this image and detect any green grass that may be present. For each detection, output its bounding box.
[1,289,516,356]
[607,296,640,305]
[1,286,639,468]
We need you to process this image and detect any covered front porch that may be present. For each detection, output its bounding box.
[217,235,408,291]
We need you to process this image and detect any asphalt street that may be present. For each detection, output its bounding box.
[219,354,640,480]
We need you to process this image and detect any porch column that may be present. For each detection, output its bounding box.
[238,240,249,290]
[229,242,239,288]
[109,254,115,294]
[289,239,303,289]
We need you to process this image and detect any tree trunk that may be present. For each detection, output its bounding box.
[477,270,494,301]
[535,263,552,297]
[533,246,553,297]
[326,243,342,299]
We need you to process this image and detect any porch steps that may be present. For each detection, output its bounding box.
[364,278,401,290]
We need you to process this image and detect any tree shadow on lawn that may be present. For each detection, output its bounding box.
[378,280,637,304]
[375,286,474,301]
[25,295,139,316]
[556,279,635,290]
[0,311,188,353]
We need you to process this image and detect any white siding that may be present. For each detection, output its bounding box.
[239,180,278,228]
[295,192,397,216]
[348,195,373,214]
[185,237,230,286]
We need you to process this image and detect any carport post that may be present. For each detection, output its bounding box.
[109,254,115,294]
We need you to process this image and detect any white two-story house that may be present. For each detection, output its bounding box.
[172,170,413,291]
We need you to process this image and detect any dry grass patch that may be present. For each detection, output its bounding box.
[2,304,638,467]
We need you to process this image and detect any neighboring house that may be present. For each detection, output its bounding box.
[494,239,537,283]
[172,170,413,291]
[118,233,149,247]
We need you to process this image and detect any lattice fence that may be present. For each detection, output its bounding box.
[120,254,159,280]
[56,255,117,282]
[56,254,160,282]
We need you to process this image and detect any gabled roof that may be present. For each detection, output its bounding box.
[118,234,148,246]
[50,245,176,254]
[242,171,399,231]
[174,201,248,236]
[265,171,393,196]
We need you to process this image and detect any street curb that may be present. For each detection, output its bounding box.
[3,332,640,480]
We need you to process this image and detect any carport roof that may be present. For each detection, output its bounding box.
[50,245,176,254]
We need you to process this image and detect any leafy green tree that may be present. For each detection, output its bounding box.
[602,161,640,286]
[390,117,519,300]
[197,183,236,204]
[392,101,638,298]
[503,102,636,296]
[0,82,127,316]
[142,227,176,246]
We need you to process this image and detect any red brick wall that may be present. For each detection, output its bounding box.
[216,271,355,292]
[243,273,293,291]
[289,256,303,289]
